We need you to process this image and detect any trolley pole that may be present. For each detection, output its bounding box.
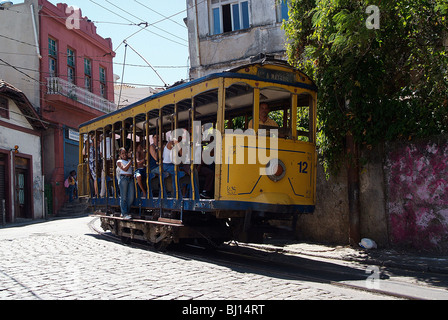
[122,40,168,87]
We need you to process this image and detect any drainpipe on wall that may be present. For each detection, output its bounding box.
[9,150,14,223]
[194,0,202,76]
[40,129,45,219]
[30,4,42,59]
[42,175,45,220]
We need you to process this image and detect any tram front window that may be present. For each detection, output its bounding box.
[255,87,293,139]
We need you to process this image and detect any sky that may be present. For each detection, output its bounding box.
[47,0,190,88]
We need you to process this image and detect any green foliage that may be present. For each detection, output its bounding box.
[283,0,448,173]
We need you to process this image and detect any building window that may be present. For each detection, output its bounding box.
[0,96,9,119]
[276,0,289,22]
[84,58,92,92]
[67,48,76,84]
[211,0,250,35]
[48,37,58,77]
[99,66,107,98]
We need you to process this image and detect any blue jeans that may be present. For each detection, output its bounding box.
[68,185,75,202]
[163,163,185,197]
[118,176,135,215]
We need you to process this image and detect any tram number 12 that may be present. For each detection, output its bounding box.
[298,161,308,174]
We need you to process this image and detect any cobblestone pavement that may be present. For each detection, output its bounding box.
[0,216,395,300]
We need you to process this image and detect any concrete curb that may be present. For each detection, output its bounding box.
[238,242,448,275]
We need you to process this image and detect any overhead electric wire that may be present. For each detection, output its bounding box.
[0,58,40,84]
[105,0,187,44]
[4,7,139,26]
[0,33,188,75]
[3,0,195,46]
[89,0,187,48]
[0,33,187,70]
[0,34,37,48]
[113,24,149,52]
[1,2,193,89]
[0,105,54,127]
[154,0,209,25]
[133,0,187,29]
[0,51,187,69]
[0,61,166,88]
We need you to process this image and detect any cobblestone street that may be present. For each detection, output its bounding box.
[1,3,447,318]
[0,217,395,301]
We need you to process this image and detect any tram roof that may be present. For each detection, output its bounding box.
[79,61,317,130]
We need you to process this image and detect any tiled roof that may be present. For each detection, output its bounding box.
[0,79,47,130]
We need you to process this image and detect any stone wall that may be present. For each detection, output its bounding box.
[296,135,448,253]
[296,164,349,244]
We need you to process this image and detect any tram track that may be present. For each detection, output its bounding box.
[87,217,425,300]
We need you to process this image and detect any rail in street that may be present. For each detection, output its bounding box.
[1,216,447,304]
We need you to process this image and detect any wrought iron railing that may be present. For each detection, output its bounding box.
[46,77,117,113]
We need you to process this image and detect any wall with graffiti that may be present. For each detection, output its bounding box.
[385,136,448,252]
[296,135,448,252]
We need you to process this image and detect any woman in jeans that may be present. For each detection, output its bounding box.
[116,147,134,219]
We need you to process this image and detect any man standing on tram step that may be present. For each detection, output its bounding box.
[134,142,147,198]
[117,147,134,219]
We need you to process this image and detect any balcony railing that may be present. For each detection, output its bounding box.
[46,77,117,113]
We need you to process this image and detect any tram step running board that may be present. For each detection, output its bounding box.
[158,217,183,225]
[97,215,185,227]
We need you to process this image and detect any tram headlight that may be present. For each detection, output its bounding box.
[265,159,286,182]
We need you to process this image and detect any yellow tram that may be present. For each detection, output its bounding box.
[78,57,317,248]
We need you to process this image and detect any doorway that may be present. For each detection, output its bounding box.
[0,152,10,223]
[15,156,31,219]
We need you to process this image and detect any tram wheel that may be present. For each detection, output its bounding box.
[121,236,132,245]
[153,240,170,252]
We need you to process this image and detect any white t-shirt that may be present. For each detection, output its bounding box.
[117,159,132,175]
[162,145,172,164]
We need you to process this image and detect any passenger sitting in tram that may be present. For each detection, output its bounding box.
[177,131,198,197]
[248,102,279,129]
[162,138,186,197]
[145,135,160,197]
[149,134,159,175]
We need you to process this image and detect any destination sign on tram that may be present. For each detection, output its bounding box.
[257,68,296,83]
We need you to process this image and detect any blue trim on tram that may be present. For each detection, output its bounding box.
[91,197,315,215]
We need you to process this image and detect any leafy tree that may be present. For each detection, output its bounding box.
[283,0,447,244]
[283,0,448,173]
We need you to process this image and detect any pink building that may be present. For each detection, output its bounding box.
[38,0,116,214]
